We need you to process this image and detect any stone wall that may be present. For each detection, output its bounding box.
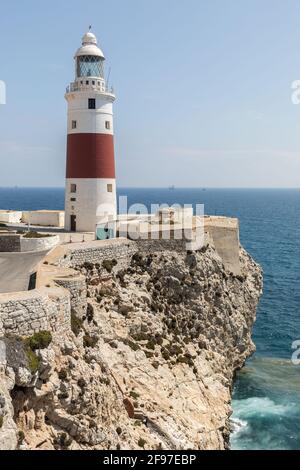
[0,287,71,337]
[135,238,187,253]
[56,238,138,272]
[0,234,21,253]
[54,275,87,319]
[53,231,239,276]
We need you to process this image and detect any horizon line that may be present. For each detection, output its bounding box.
[1,186,300,190]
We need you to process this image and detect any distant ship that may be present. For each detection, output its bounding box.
[168,185,175,190]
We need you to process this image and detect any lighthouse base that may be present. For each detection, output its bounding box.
[64,178,117,233]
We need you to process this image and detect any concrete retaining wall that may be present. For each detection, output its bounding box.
[20,235,59,253]
[22,211,65,228]
[0,211,22,224]
[204,217,240,275]
[0,249,50,294]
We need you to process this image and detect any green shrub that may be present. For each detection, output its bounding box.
[154,335,163,346]
[138,438,147,448]
[130,390,140,400]
[77,378,87,389]
[18,431,25,444]
[54,432,72,449]
[132,332,149,342]
[144,350,154,358]
[58,368,68,381]
[21,333,51,373]
[102,259,118,273]
[123,339,140,351]
[71,312,83,336]
[86,303,94,322]
[177,355,194,367]
[83,334,98,348]
[161,348,170,361]
[23,231,52,238]
[25,348,40,373]
[83,262,94,270]
[146,340,155,351]
[0,415,3,429]
[167,343,183,356]
[100,377,110,386]
[27,331,52,351]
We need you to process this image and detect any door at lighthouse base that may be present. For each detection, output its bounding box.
[70,215,77,232]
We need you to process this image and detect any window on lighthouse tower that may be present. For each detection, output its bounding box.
[88,98,96,109]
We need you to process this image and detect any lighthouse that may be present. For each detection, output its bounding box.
[64,30,117,238]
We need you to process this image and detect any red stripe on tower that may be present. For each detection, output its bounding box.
[66,133,115,179]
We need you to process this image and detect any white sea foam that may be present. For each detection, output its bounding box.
[232,396,293,420]
[230,417,248,435]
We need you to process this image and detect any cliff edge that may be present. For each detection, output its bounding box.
[0,243,262,450]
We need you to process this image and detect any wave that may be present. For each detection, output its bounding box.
[233,396,295,419]
[231,356,300,450]
[230,417,248,435]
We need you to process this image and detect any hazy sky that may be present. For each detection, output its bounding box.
[1,0,300,187]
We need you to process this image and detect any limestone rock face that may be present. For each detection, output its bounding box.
[0,245,262,450]
[0,374,18,450]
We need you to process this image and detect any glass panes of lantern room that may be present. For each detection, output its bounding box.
[77,55,104,78]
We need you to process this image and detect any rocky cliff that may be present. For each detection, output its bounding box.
[0,244,262,450]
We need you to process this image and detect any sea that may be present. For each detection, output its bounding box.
[0,186,299,450]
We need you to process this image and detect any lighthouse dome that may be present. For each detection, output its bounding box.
[82,31,97,45]
[75,30,105,59]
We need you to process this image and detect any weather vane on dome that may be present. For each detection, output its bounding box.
[89,25,92,31]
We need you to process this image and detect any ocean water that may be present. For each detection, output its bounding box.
[1,186,300,450]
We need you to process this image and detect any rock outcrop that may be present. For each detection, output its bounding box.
[0,244,262,450]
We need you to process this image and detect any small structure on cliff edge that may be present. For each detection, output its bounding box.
[0,232,59,293]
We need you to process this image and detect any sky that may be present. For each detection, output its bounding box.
[1,0,300,188]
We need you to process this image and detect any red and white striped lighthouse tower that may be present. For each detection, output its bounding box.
[64,29,117,237]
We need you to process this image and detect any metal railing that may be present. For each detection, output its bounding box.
[66,82,114,95]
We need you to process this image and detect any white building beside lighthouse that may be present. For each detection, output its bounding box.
[64,30,117,238]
